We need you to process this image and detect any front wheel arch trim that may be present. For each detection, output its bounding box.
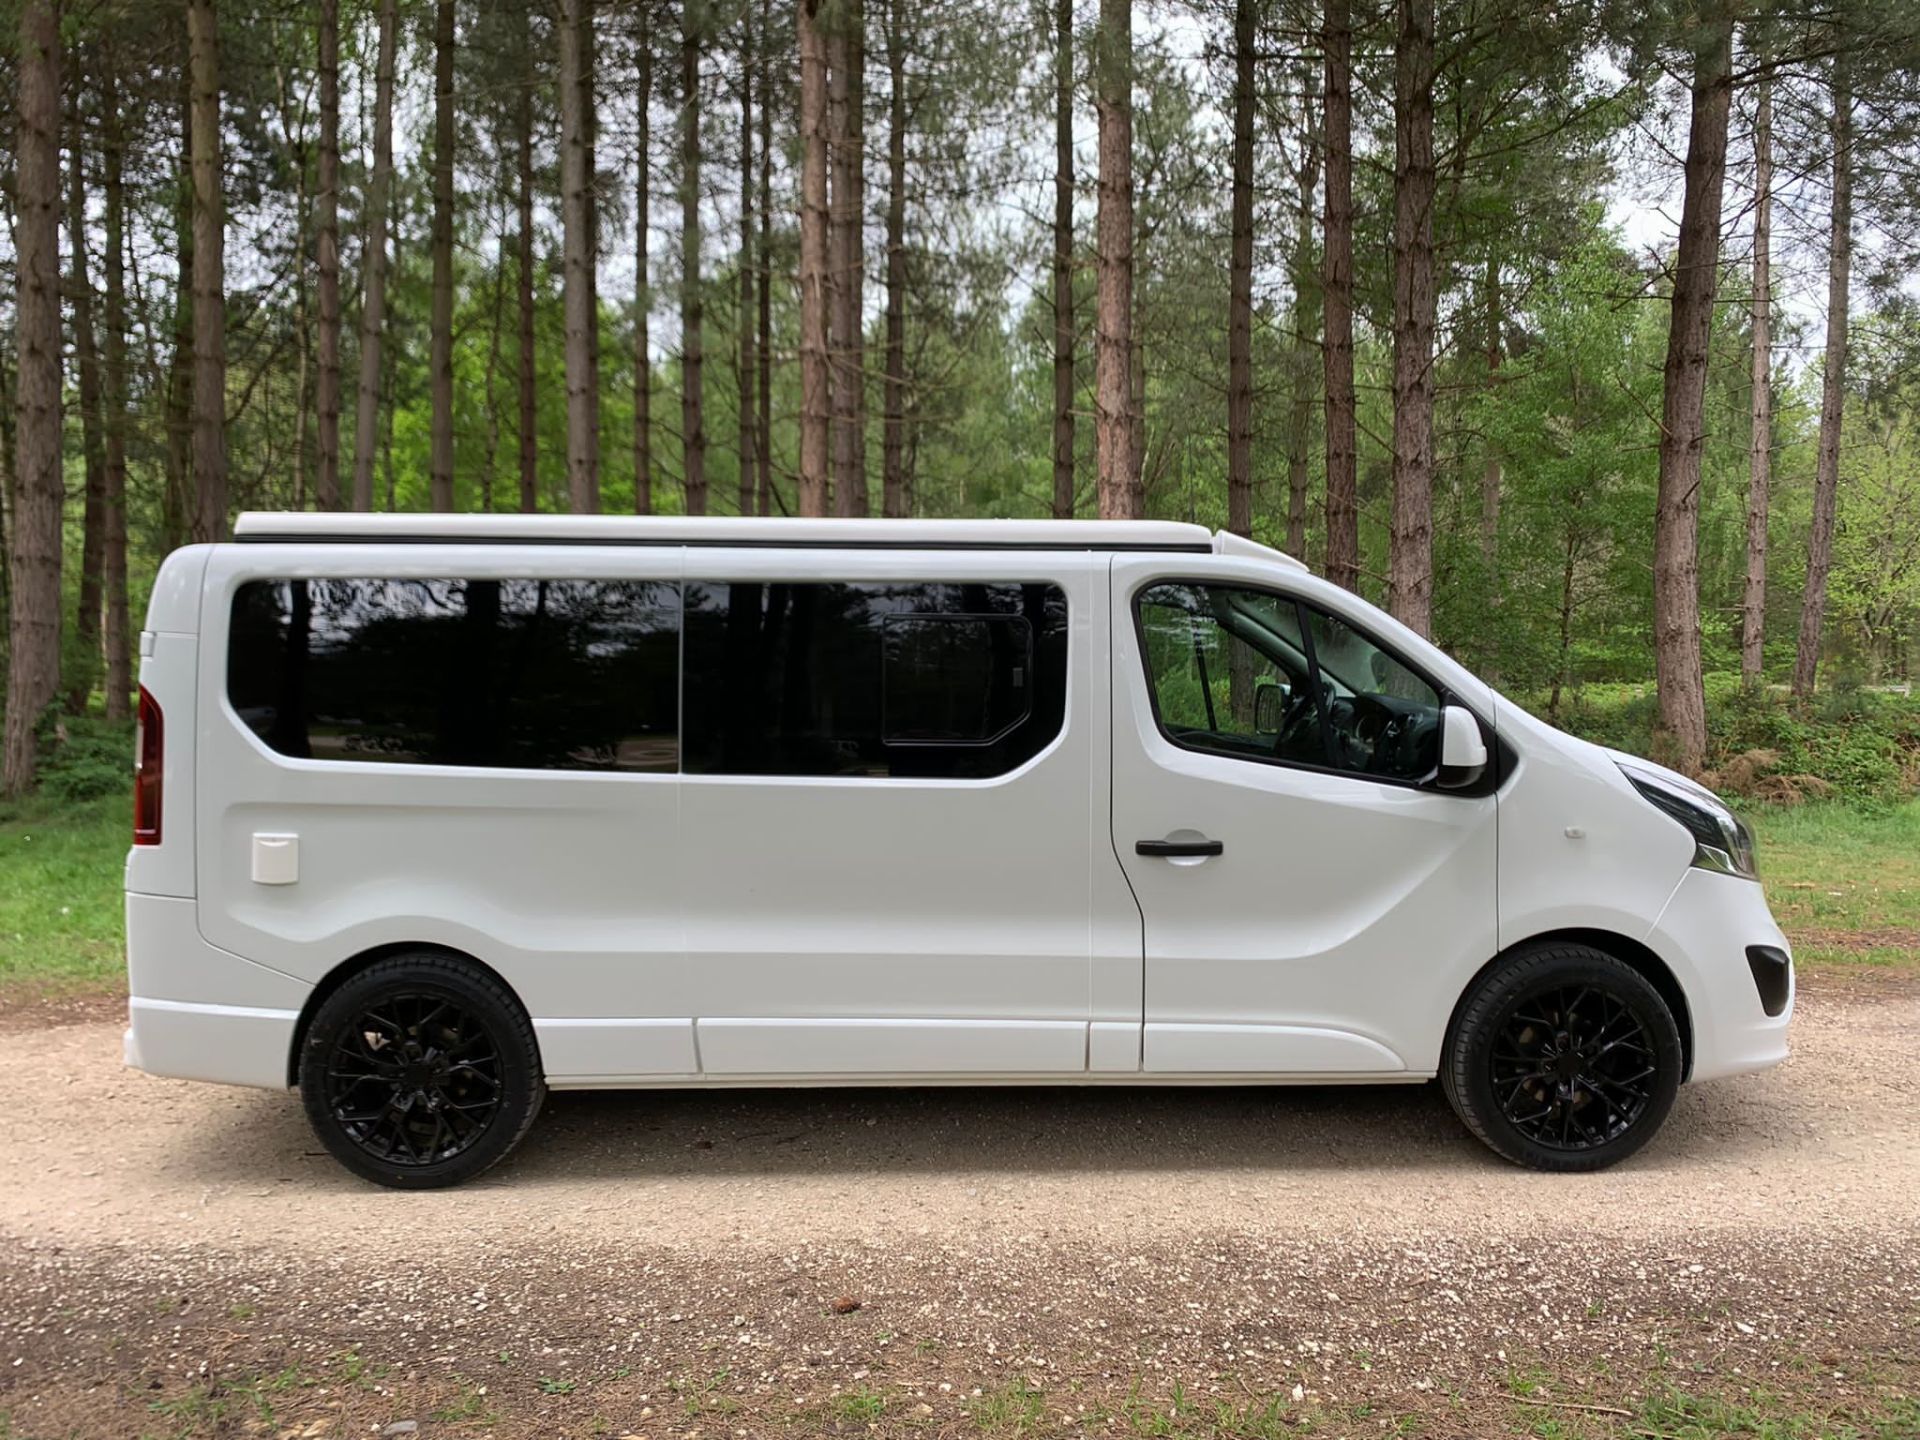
[1444,928,1694,1082]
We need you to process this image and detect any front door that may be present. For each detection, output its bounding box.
[1109,558,1498,1076]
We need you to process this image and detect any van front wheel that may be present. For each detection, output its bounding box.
[1444,943,1683,1172]
[297,954,546,1189]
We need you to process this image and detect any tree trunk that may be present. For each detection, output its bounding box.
[797,0,831,514]
[382,363,397,509]
[1050,0,1073,519]
[102,55,131,721]
[1092,0,1138,519]
[1321,0,1358,592]
[351,0,398,511]
[633,19,652,513]
[737,2,756,517]
[1284,85,1321,562]
[1793,58,1852,698]
[1129,334,1145,495]
[0,354,9,616]
[482,196,505,513]
[881,0,909,518]
[315,0,342,509]
[67,89,108,712]
[559,0,601,513]
[1226,0,1255,541]
[1652,12,1732,773]
[1387,0,1435,636]
[1480,256,1501,566]
[429,0,457,512]
[188,0,227,542]
[4,0,62,795]
[163,86,193,552]
[1742,74,1771,690]
[291,151,312,510]
[756,0,774,517]
[517,0,539,513]
[829,0,867,515]
[680,8,706,515]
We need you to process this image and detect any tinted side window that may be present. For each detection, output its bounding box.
[683,581,1068,778]
[1136,581,1442,784]
[228,578,679,771]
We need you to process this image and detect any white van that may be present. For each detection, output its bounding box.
[124,513,1793,1187]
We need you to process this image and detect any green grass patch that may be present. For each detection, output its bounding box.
[0,792,128,998]
[1751,801,1920,970]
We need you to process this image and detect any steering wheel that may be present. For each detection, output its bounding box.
[1346,694,1396,773]
[1272,687,1320,761]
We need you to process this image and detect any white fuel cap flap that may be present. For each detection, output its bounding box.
[251,833,299,886]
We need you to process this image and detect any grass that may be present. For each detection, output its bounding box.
[1749,801,1920,969]
[1506,1386,1920,1440]
[0,792,128,998]
[2,786,1914,1007]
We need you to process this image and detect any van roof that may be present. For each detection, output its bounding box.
[232,512,1304,566]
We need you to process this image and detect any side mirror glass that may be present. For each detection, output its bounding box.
[1437,705,1489,788]
[1253,679,1287,735]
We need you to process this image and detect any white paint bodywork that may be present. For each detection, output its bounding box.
[124,516,1793,1095]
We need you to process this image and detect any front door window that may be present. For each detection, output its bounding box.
[1136,582,1444,784]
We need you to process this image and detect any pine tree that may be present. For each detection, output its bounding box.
[4,0,63,795]
[1093,0,1139,518]
[1652,9,1733,772]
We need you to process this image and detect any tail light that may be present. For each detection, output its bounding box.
[134,684,163,845]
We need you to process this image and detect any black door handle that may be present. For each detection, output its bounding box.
[1136,838,1224,858]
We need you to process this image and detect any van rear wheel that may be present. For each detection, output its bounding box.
[298,954,545,1189]
[1444,943,1683,1172]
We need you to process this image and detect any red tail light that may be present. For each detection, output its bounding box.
[134,685,163,846]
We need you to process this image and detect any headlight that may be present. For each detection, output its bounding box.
[1618,763,1758,880]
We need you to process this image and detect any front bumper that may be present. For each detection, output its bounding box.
[1645,867,1793,1082]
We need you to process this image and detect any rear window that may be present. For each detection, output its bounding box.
[682,580,1068,778]
[227,578,679,771]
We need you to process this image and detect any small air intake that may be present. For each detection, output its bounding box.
[1744,945,1792,1018]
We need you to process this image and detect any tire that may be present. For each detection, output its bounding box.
[1444,942,1683,1172]
[298,953,546,1189]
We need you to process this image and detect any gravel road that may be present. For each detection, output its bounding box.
[2,977,1917,1436]
[3,978,1916,1255]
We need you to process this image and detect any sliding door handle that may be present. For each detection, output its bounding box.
[1136,837,1224,858]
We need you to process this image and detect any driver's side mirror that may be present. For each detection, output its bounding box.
[1253,678,1288,736]
[1437,705,1489,788]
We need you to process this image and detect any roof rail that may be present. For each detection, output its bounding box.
[231,512,1220,554]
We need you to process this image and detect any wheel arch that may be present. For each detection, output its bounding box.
[286,942,536,1088]
[1446,928,1694,1081]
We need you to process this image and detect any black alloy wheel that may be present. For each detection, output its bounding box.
[1444,942,1683,1172]
[1491,984,1662,1150]
[299,953,545,1188]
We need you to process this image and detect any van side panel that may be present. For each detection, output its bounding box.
[675,551,1103,1075]
[191,544,689,1081]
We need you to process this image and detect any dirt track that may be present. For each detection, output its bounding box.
[2,978,1917,1436]
[3,979,1917,1254]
